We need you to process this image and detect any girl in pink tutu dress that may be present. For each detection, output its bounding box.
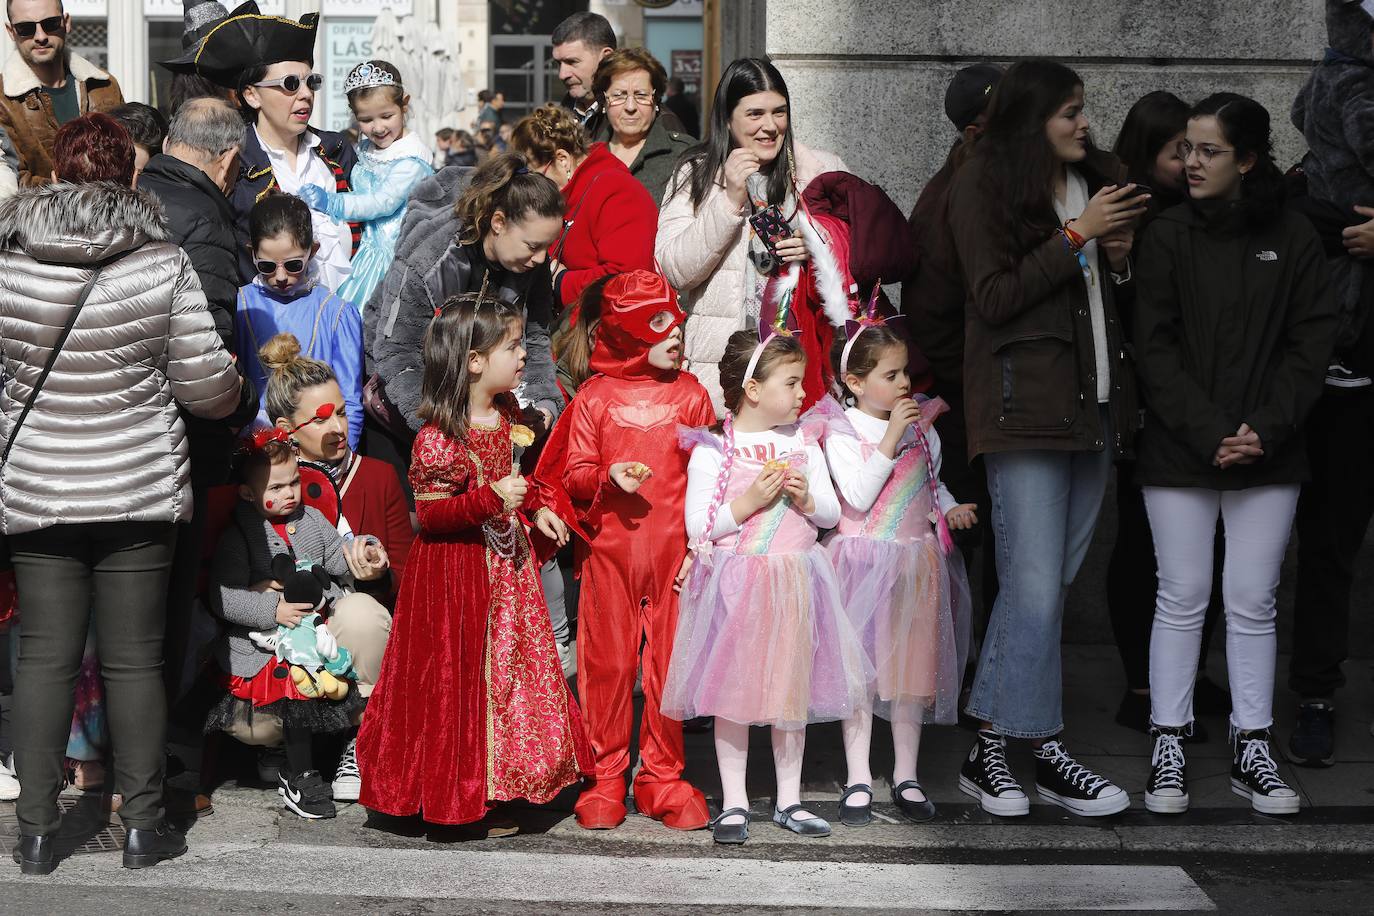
[823,317,975,827]
[663,323,871,845]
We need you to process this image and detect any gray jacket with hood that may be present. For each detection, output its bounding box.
[0,182,242,535]
[363,166,561,435]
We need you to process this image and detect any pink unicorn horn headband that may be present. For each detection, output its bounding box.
[743,284,801,384]
[840,282,904,378]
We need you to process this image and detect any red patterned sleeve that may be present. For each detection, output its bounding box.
[411,425,505,534]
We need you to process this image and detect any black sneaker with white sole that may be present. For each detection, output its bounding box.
[958,729,1030,816]
[278,768,337,819]
[1033,739,1129,816]
[1231,728,1299,815]
[1144,725,1189,815]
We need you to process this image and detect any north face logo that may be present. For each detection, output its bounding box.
[1256,250,1277,262]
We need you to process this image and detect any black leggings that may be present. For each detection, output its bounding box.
[1108,462,1222,691]
[11,521,177,835]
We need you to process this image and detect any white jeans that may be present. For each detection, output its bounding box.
[1143,485,1299,732]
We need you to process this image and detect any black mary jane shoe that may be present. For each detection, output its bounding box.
[838,783,874,827]
[122,823,188,870]
[12,834,56,875]
[891,780,937,822]
[710,807,750,845]
[772,803,832,837]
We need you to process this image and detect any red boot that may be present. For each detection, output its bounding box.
[574,778,628,829]
[633,777,710,831]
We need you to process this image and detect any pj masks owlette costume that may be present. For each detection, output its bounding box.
[536,271,715,830]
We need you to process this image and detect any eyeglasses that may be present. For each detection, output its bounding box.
[255,258,307,276]
[1179,141,1234,164]
[253,73,323,94]
[11,15,64,39]
[606,90,655,108]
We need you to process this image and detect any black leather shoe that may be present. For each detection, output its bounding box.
[12,834,56,875]
[122,823,188,869]
[838,783,873,827]
[709,807,750,845]
[892,780,937,822]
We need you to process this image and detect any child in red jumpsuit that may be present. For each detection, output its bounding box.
[538,270,715,830]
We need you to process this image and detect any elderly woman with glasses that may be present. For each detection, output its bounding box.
[591,47,694,206]
[177,4,357,288]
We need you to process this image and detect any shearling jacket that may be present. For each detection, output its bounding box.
[0,182,242,535]
[655,141,846,409]
[211,502,352,679]
[0,50,123,188]
[364,166,561,433]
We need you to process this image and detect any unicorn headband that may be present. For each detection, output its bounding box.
[743,285,802,383]
[839,282,904,378]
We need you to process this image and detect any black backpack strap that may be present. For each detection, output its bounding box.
[2,262,107,466]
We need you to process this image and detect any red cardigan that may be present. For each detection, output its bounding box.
[339,455,415,607]
[553,143,658,309]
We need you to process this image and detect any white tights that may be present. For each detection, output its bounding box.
[842,702,926,803]
[713,719,814,823]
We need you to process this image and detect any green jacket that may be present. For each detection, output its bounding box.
[596,115,694,207]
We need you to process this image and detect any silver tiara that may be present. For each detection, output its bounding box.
[343,62,398,95]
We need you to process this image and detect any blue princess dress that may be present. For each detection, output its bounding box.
[309,133,434,314]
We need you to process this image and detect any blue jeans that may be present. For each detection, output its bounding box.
[965,437,1112,738]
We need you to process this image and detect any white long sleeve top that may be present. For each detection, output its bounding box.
[824,406,959,516]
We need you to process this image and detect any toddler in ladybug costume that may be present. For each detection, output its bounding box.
[537,270,715,829]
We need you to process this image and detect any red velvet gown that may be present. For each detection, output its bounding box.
[536,370,715,825]
[357,417,592,825]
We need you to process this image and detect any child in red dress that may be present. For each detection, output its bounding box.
[357,293,591,828]
[536,271,715,830]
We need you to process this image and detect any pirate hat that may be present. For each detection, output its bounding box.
[161,1,319,88]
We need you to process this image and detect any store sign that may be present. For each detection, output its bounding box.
[66,0,108,16]
[671,49,701,96]
[144,0,284,13]
[321,0,412,15]
[322,19,374,133]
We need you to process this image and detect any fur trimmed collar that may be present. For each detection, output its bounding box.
[0,181,168,263]
[2,49,110,99]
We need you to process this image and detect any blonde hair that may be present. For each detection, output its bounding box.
[259,333,338,423]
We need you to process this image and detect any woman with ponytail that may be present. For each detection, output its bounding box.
[364,152,567,481]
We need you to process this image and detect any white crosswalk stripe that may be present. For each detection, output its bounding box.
[9,842,1216,910]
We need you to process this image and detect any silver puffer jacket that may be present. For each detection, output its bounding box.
[0,182,242,535]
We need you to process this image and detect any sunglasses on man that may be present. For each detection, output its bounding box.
[253,73,324,94]
[11,16,64,39]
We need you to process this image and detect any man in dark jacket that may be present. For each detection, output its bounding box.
[553,11,615,136]
[138,96,255,723]
[902,63,1002,610]
[138,96,243,350]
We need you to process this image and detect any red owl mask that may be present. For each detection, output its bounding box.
[589,270,685,381]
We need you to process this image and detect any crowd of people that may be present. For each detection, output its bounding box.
[0,0,1367,876]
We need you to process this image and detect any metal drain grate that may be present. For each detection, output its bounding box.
[0,795,126,856]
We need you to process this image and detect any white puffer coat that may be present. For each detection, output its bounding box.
[0,182,242,534]
[655,141,847,411]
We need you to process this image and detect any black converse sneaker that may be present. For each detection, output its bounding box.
[1144,725,1189,815]
[279,768,337,819]
[959,729,1030,816]
[1033,739,1129,816]
[1231,728,1299,815]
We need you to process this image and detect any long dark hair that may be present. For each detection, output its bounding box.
[1190,92,1285,225]
[417,293,524,441]
[672,58,796,211]
[972,59,1093,241]
[1113,91,1189,184]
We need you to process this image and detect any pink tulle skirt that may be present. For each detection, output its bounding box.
[662,545,873,730]
[826,533,971,725]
